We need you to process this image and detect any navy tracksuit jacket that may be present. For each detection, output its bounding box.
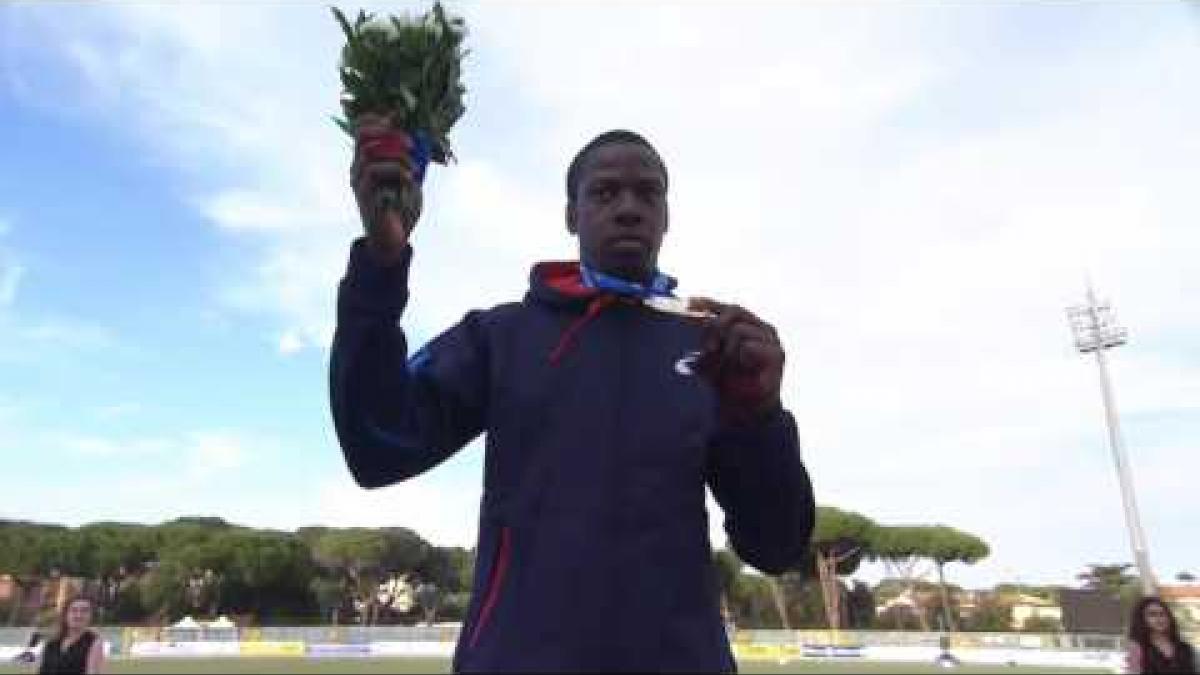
[330,238,815,672]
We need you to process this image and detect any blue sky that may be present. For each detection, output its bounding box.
[1,1,1198,590]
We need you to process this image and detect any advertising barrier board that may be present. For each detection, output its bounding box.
[370,640,455,657]
[239,641,306,657]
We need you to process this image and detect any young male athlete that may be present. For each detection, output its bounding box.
[330,117,815,672]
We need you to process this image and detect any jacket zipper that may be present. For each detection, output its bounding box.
[469,525,512,649]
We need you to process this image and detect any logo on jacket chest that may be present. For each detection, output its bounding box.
[674,350,704,377]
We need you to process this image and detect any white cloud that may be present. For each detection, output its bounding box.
[204,190,310,233]
[0,252,21,307]
[48,433,171,458]
[188,432,248,477]
[92,402,143,421]
[0,221,125,363]
[8,2,1200,588]
[278,330,304,356]
[0,313,120,368]
[0,423,292,528]
[0,220,119,358]
[42,429,260,475]
[38,430,264,480]
[0,218,20,307]
[22,316,112,346]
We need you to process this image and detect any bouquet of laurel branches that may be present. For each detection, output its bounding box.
[332,2,467,231]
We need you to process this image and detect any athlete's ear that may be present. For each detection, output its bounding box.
[566,201,578,236]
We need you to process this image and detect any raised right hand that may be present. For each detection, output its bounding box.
[351,113,422,264]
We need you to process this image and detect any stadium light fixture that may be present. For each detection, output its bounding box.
[1066,283,1155,596]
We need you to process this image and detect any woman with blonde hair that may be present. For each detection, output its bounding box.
[36,596,104,674]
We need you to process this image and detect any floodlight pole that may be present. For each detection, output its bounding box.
[1067,284,1156,597]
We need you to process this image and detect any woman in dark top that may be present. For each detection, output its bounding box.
[1127,596,1196,674]
[37,597,104,675]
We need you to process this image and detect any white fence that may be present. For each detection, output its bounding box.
[729,630,1125,671]
[0,626,1131,670]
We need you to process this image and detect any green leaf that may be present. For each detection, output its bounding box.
[331,116,354,136]
[392,86,417,112]
[339,67,362,91]
[331,6,354,42]
[332,2,468,157]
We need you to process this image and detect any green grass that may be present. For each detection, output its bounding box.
[0,657,1109,674]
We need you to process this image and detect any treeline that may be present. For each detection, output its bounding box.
[0,517,473,627]
[716,507,990,632]
[1,507,991,630]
